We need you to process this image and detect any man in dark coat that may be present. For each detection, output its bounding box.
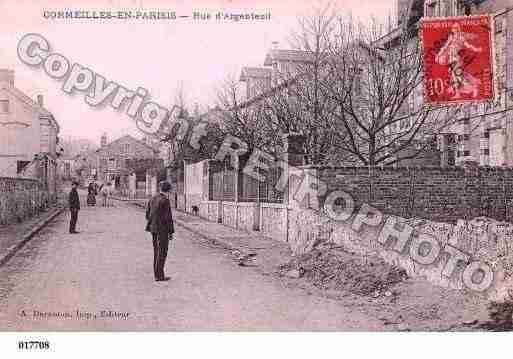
[145,181,174,281]
[68,181,80,234]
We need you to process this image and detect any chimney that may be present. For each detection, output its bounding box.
[37,94,44,107]
[0,69,14,87]
[101,133,108,147]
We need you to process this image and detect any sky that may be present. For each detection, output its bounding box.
[0,0,395,145]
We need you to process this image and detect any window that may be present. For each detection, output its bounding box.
[463,150,470,157]
[482,149,490,155]
[464,3,471,16]
[444,0,456,17]
[425,1,438,17]
[458,0,472,16]
[0,100,9,113]
[123,143,130,154]
[17,161,30,174]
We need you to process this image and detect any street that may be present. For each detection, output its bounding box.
[0,195,384,331]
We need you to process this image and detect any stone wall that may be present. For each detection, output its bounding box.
[287,206,513,301]
[0,177,48,225]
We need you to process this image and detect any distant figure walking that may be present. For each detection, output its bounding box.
[68,181,80,234]
[145,181,175,282]
[101,182,112,207]
[87,181,97,206]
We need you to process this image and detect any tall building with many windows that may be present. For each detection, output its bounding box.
[386,0,513,166]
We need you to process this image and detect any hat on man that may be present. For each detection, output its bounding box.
[160,181,172,193]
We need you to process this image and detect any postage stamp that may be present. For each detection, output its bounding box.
[421,15,495,106]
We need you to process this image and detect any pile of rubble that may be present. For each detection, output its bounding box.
[280,246,407,297]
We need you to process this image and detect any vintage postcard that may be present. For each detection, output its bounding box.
[0,0,512,356]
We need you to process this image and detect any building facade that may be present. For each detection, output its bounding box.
[0,69,61,195]
[94,134,160,189]
[389,0,513,167]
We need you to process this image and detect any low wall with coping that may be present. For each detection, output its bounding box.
[199,201,221,223]
[197,200,288,241]
[236,202,258,232]
[222,202,237,228]
[260,203,288,242]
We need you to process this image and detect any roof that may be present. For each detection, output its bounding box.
[1,85,59,132]
[239,41,375,109]
[96,134,158,154]
[239,67,272,81]
[264,49,315,66]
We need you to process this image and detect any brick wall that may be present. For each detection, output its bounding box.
[0,177,48,225]
[315,166,513,224]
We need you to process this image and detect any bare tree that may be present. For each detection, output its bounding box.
[316,14,469,166]
[215,76,279,156]
[214,4,343,165]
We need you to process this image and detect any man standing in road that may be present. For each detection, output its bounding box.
[68,181,80,234]
[145,181,174,282]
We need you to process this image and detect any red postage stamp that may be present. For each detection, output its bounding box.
[421,15,495,106]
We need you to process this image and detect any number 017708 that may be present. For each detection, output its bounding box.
[18,341,50,350]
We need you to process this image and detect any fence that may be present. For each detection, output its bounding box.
[178,159,288,240]
[0,177,49,225]
[208,159,284,204]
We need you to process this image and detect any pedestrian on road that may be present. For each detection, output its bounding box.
[101,182,111,207]
[145,181,175,282]
[68,181,81,234]
[87,181,97,206]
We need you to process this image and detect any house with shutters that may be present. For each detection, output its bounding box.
[0,69,61,195]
